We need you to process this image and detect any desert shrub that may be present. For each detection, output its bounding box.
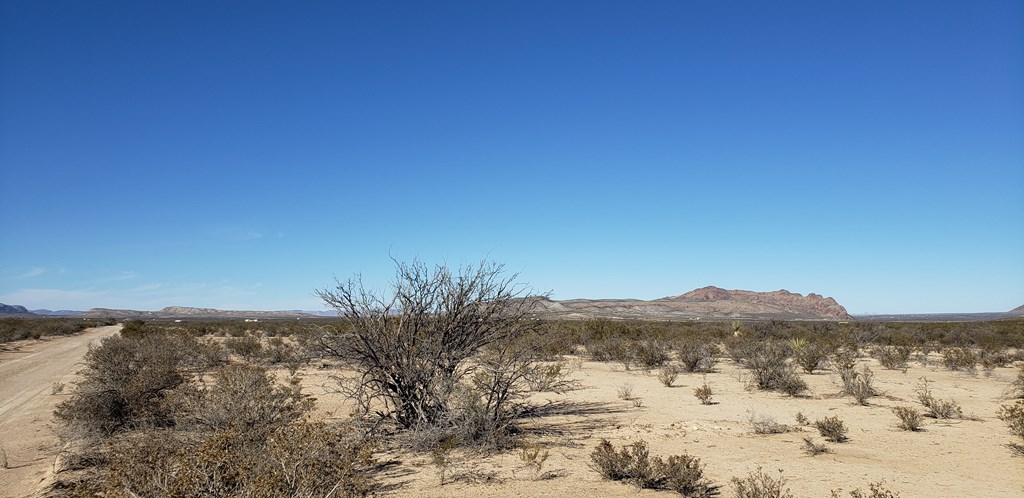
[731,467,794,498]
[744,341,807,396]
[1010,366,1024,399]
[694,380,713,405]
[55,334,186,436]
[815,415,848,442]
[589,439,715,497]
[0,317,101,343]
[587,337,631,364]
[942,347,977,372]
[224,335,264,361]
[874,345,911,371]
[98,422,376,497]
[631,341,671,369]
[658,364,680,387]
[676,339,718,373]
[791,339,828,374]
[617,383,634,400]
[119,319,152,339]
[749,413,788,435]
[176,363,312,431]
[802,437,830,456]
[314,260,543,446]
[996,400,1024,442]
[892,406,924,431]
[980,349,1013,370]
[525,361,575,392]
[915,378,962,419]
[849,366,879,405]
[840,481,902,498]
[794,412,809,426]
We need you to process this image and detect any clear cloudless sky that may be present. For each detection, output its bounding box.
[1,1,1021,314]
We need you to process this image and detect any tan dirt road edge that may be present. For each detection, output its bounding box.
[0,325,121,498]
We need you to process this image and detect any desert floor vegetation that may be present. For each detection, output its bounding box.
[24,303,1024,497]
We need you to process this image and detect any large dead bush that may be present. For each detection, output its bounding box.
[315,260,543,445]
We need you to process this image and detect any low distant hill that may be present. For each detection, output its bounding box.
[1009,304,1024,316]
[30,309,84,316]
[79,306,320,320]
[534,286,851,321]
[0,303,34,317]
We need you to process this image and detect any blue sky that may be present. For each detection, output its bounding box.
[1,1,1021,314]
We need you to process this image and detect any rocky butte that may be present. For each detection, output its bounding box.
[534,286,851,321]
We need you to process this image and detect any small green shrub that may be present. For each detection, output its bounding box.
[731,467,794,498]
[892,406,924,431]
[815,415,848,442]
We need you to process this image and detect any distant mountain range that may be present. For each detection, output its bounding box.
[2,294,1022,321]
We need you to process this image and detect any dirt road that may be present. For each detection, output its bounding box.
[0,325,120,497]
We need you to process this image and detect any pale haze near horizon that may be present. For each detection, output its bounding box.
[1,2,1021,315]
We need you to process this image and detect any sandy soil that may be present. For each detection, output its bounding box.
[3,329,1021,497]
[299,355,1024,497]
[0,325,120,498]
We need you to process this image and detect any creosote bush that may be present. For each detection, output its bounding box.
[590,439,716,497]
[834,481,902,498]
[693,380,713,405]
[892,406,924,431]
[996,400,1024,443]
[731,467,794,498]
[658,364,680,387]
[742,341,807,396]
[915,378,962,419]
[314,260,543,447]
[676,339,718,373]
[802,437,830,456]
[942,347,977,372]
[874,345,911,371]
[815,415,849,442]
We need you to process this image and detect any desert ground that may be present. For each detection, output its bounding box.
[300,350,1023,496]
[0,325,120,498]
[1,325,1022,497]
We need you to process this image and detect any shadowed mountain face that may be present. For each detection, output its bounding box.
[1010,304,1024,316]
[0,303,34,316]
[534,286,851,321]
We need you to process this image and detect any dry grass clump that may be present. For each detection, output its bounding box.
[731,467,794,498]
[815,415,849,442]
[834,481,902,497]
[590,439,716,497]
[892,406,924,431]
[802,437,830,456]
[749,413,789,435]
